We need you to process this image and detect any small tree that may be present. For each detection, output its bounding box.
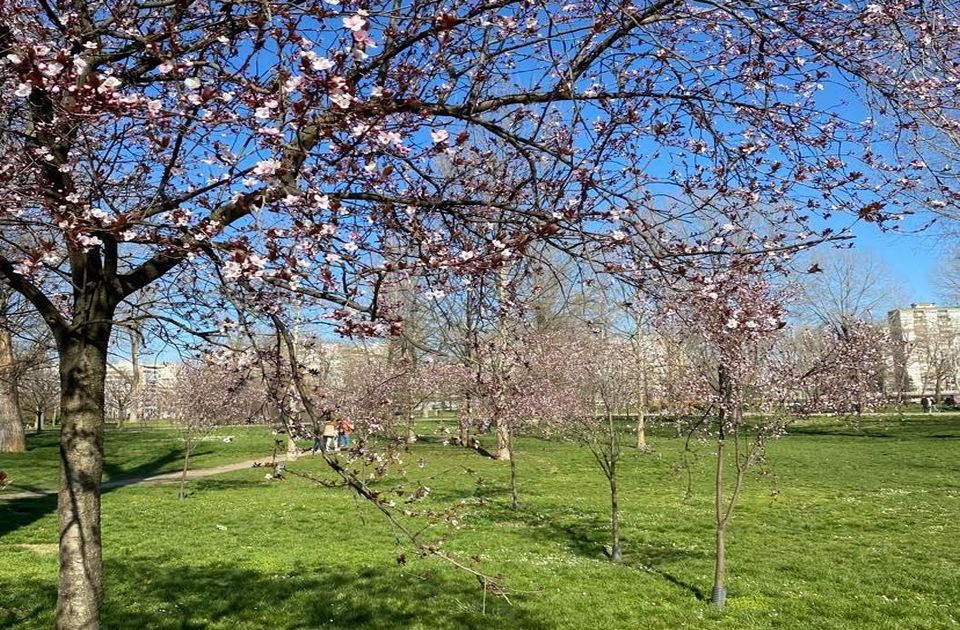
[19,364,58,430]
[565,334,639,562]
[659,257,791,607]
[167,356,261,499]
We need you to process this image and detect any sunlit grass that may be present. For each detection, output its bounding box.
[1,415,958,628]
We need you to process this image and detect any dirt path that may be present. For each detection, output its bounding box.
[0,451,317,501]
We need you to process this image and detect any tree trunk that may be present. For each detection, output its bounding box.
[636,361,648,450]
[635,409,646,450]
[713,518,727,606]
[127,326,142,425]
[287,434,299,459]
[492,266,510,461]
[0,328,24,452]
[712,365,729,607]
[508,432,519,509]
[712,435,728,606]
[459,393,471,446]
[56,328,111,630]
[609,460,621,562]
[36,409,44,433]
[494,415,510,460]
[178,435,192,500]
[406,411,417,443]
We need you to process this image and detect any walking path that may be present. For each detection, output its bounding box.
[0,451,314,501]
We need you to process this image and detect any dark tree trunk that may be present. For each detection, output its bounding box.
[36,409,44,433]
[609,458,621,562]
[0,328,24,452]
[55,320,112,630]
[712,364,730,608]
[459,393,471,446]
[178,433,192,501]
[712,435,727,606]
[508,431,519,509]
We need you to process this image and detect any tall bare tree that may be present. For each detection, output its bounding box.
[798,250,905,330]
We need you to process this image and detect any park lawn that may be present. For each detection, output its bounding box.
[0,425,284,493]
[0,415,959,629]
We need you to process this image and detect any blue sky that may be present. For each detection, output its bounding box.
[849,221,947,305]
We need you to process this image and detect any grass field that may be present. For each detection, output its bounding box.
[1,416,959,629]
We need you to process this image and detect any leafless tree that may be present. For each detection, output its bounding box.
[797,249,906,331]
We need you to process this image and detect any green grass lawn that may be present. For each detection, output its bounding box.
[0,425,281,493]
[1,416,959,629]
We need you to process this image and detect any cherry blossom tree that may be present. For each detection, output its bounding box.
[780,317,893,414]
[3,0,960,625]
[657,256,792,607]
[19,362,60,430]
[558,332,638,562]
[658,254,901,606]
[166,355,262,499]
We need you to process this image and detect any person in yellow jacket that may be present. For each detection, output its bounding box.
[321,418,338,452]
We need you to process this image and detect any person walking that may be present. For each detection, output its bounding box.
[321,417,338,452]
[337,418,353,450]
[312,411,332,454]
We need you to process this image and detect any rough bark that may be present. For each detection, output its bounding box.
[494,415,511,460]
[55,323,112,630]
[0,327,24,452]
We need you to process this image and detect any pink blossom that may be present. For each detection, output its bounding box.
[329,92,351,109]
[343,14,366,31]
[253,159,282,176]
[76,234,103,250]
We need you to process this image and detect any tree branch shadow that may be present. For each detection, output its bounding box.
[0,447,188,539]
[474,504,708,602]
[1,558,547,629]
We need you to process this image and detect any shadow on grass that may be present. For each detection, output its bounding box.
[789,418,960,441]
[0,447,189,539]
[474,502,708,602]
[2,558,546,629]
[787,427,897,439]
[619,543,708,602]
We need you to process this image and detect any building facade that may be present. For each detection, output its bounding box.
[888,303,960,399]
